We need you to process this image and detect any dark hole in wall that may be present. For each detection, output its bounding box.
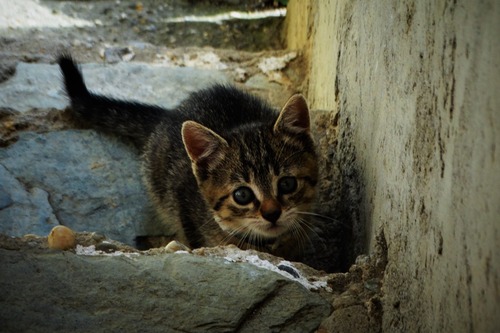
[302,111,365,273]
[337,114,367,267]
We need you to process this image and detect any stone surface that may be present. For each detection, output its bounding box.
[286,0,500,332]
[0,62,228,113]
[0,245,331,333]
[0,163,60,236]
[0,131,150,244]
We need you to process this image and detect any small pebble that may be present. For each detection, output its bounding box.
[364,278,381,292]
[91,232,106,242]
[47,226,76,250]
[102,46,135,63]
[277,264,300,278]
[95,242,118,253]
[165,240,191,253]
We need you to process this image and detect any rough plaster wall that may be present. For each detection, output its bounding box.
[285,0,340,111]
[287,0,500,331]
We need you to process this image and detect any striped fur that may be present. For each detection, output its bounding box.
[58,55,318,260]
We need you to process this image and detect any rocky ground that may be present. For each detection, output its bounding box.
[0,0,385,332]
[0,231,386,332]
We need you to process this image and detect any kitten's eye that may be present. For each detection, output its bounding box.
[233,187,255,205]
[278,176,298,195]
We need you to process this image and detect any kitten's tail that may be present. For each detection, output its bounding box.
[58,55,167,145]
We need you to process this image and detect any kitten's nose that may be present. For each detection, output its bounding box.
[260,200,282,224]
[262,209,281,224]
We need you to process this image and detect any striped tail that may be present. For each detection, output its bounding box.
[58,55,168,145]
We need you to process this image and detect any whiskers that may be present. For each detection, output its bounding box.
[207,211,346,258]
[295,211,351,230]
[287,217,312,255]
[217,220,285,252]
[218,223,259,250]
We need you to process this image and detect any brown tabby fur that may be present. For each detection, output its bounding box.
[58,55,318,260]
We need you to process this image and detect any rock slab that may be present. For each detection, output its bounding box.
[0,249,331,333]
[0,62,229,112]
[0,131,149,244]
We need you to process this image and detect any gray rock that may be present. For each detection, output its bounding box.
[0,184,13,209]
[0,62,66,112]
[0,61,228,112]
[0,250,331,333]
[0,130,154,244]
[0,163,60,236]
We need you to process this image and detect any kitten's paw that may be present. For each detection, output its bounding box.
[164,240,191,253]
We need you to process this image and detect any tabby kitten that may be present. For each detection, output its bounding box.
[58,55,318,260]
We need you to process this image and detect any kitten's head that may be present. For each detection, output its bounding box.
[182,94,318,243]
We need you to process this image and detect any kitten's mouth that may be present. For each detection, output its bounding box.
[231,225,286,246]
[260,224,287,237]
[219,217,289,242]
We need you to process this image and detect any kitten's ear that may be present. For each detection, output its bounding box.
[182,121,228,164]
[274,94,310,134]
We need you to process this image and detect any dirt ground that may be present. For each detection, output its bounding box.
[1,0,289,74]
[1,0,307,106]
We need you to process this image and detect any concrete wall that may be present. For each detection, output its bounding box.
[286,0,500,331]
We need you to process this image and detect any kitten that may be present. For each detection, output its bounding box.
[58,55,318,260]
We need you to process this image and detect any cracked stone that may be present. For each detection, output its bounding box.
[0,130,152,244]
[0,163,59,236]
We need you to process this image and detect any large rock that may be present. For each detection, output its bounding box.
[0,62,228,112]
[0,248,331,333]
[0,130,150,244]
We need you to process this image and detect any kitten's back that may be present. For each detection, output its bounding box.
[59,56,277,144]
[176,85,279,135]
